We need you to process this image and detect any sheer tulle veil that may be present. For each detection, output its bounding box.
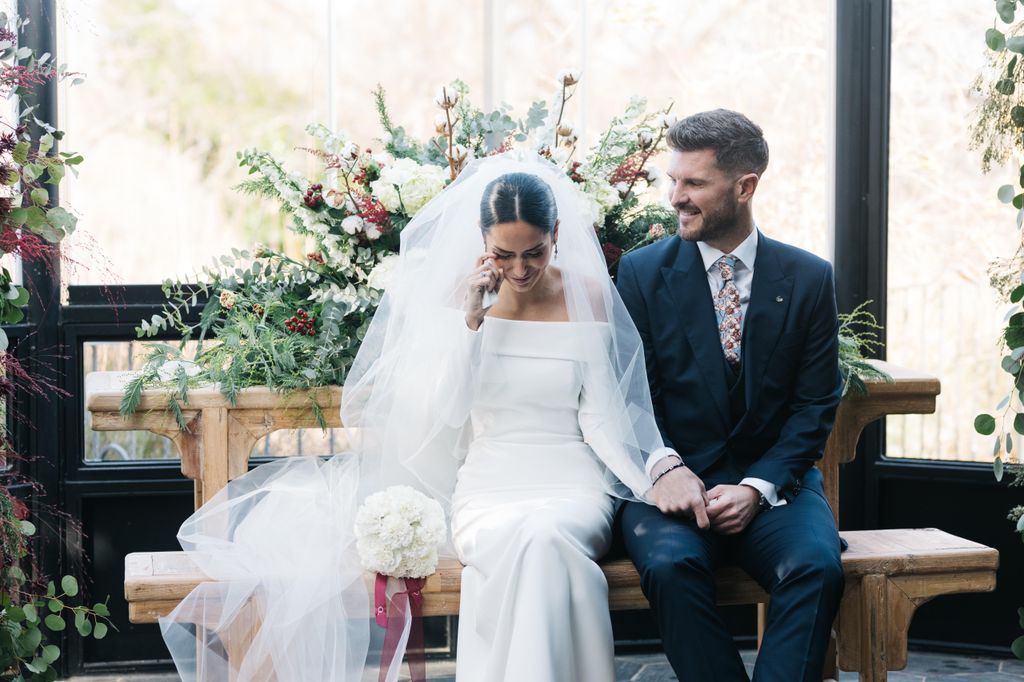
[159,151,662,681]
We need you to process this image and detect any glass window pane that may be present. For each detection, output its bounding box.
[582,1,833,259]
[58,0,331,285]
[885,2,1015,461]
[83,340,175,462]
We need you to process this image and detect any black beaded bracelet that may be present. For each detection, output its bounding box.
[652,460,687,486]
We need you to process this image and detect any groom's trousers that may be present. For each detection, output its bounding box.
[619,467,843,682]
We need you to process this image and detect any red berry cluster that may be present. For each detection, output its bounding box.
[285,308,316,336]
[303,183,324,209]
[569,161,585,184]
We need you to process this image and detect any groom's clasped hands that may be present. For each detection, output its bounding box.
[650,461,761,535]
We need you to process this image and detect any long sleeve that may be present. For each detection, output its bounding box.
[578,356,657,500]
[742,263,843,493]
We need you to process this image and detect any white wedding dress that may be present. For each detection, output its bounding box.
[450,316,619,682]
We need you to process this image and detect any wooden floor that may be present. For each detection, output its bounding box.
[64,650,1024,681]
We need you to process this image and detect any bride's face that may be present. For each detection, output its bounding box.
[485,220,557,293]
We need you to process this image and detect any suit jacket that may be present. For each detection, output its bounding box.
[616,231,843,500]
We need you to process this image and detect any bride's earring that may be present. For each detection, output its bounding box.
[554,242,559,259]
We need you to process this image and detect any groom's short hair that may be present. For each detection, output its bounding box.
[667,109,769,177]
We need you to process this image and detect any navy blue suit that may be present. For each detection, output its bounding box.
[616,232,845,682]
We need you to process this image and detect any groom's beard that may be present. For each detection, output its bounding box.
[677,196,741,243]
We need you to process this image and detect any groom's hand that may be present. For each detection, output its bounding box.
[706,484,761,535]
[650,460,710,529]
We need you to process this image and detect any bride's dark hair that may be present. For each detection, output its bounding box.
[479,172,558,234]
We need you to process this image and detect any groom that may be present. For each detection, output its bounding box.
[616,109,845,681]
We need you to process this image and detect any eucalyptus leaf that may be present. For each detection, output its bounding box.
[19,520,35,536]
[41,644,59,664]
[93,622,108,640]
[1000,184,1015,202]
[990,27,1008,50]
[76,618,92,637]
[1013,635,1024,659]
[975,413,997,435]
[997,78,1016,95]
[61,574,78,597]
[995,454,1005,481]
[998,0,1016,23]
[43,614,65,631]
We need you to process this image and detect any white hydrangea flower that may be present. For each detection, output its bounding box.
[354,485,446,578]
[367,254,401,292]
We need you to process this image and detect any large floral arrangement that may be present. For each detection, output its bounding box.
[122,72,677,420]
[0,11,113,681]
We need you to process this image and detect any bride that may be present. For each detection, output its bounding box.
[159,154,676,682]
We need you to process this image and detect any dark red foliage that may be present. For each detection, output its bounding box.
[356,193,389,227]
[602,241,623,266]
[0,63,49,94]
[0,227,56,263]
[609,154,647,186]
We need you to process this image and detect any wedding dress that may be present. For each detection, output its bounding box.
[451,317,622,681]
[159,152,666,682]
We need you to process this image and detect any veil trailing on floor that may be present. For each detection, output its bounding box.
[159,152,664,681]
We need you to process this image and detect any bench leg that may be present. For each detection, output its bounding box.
[858,574,889,681]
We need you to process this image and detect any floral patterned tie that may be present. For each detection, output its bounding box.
[713,255,742,367]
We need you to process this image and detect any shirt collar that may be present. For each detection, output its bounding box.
[696,228,759,273]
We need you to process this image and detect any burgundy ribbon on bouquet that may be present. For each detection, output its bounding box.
[376,573,427,682]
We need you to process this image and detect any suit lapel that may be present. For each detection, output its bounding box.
[737,233,794,430]
[660,240,731,428]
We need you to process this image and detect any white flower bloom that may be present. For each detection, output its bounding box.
[637,130,654,149]
[342,215,366,235]
[341,141,360,161]
[614,181,631,196]
[434,85,459,109]
[557,69,580,87]
[645,165,662,188]
[354,485,445,578]
[364,223,383,241]
[434,113,452,135]
[557,123,575,138]
[367,254,401,292]
[657,113,679,129]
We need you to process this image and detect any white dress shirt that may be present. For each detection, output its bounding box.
[647,229,785,507]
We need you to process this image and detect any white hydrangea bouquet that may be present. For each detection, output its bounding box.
[120,72,677,425]
[354,485,446,579]
[356,485,446,682]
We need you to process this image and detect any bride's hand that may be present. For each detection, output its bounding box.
[464,253,503,330]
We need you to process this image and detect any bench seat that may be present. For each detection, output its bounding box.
[124,527,997,680]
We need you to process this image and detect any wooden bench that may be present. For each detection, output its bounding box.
[88,362,999,681]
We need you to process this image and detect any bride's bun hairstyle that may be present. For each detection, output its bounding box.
[479,172,558,235]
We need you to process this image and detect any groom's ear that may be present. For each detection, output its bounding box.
[736,173,760,203]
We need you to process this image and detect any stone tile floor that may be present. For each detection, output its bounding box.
[65,650,1024,681]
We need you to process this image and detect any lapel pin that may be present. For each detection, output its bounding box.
[775,295,784,303]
